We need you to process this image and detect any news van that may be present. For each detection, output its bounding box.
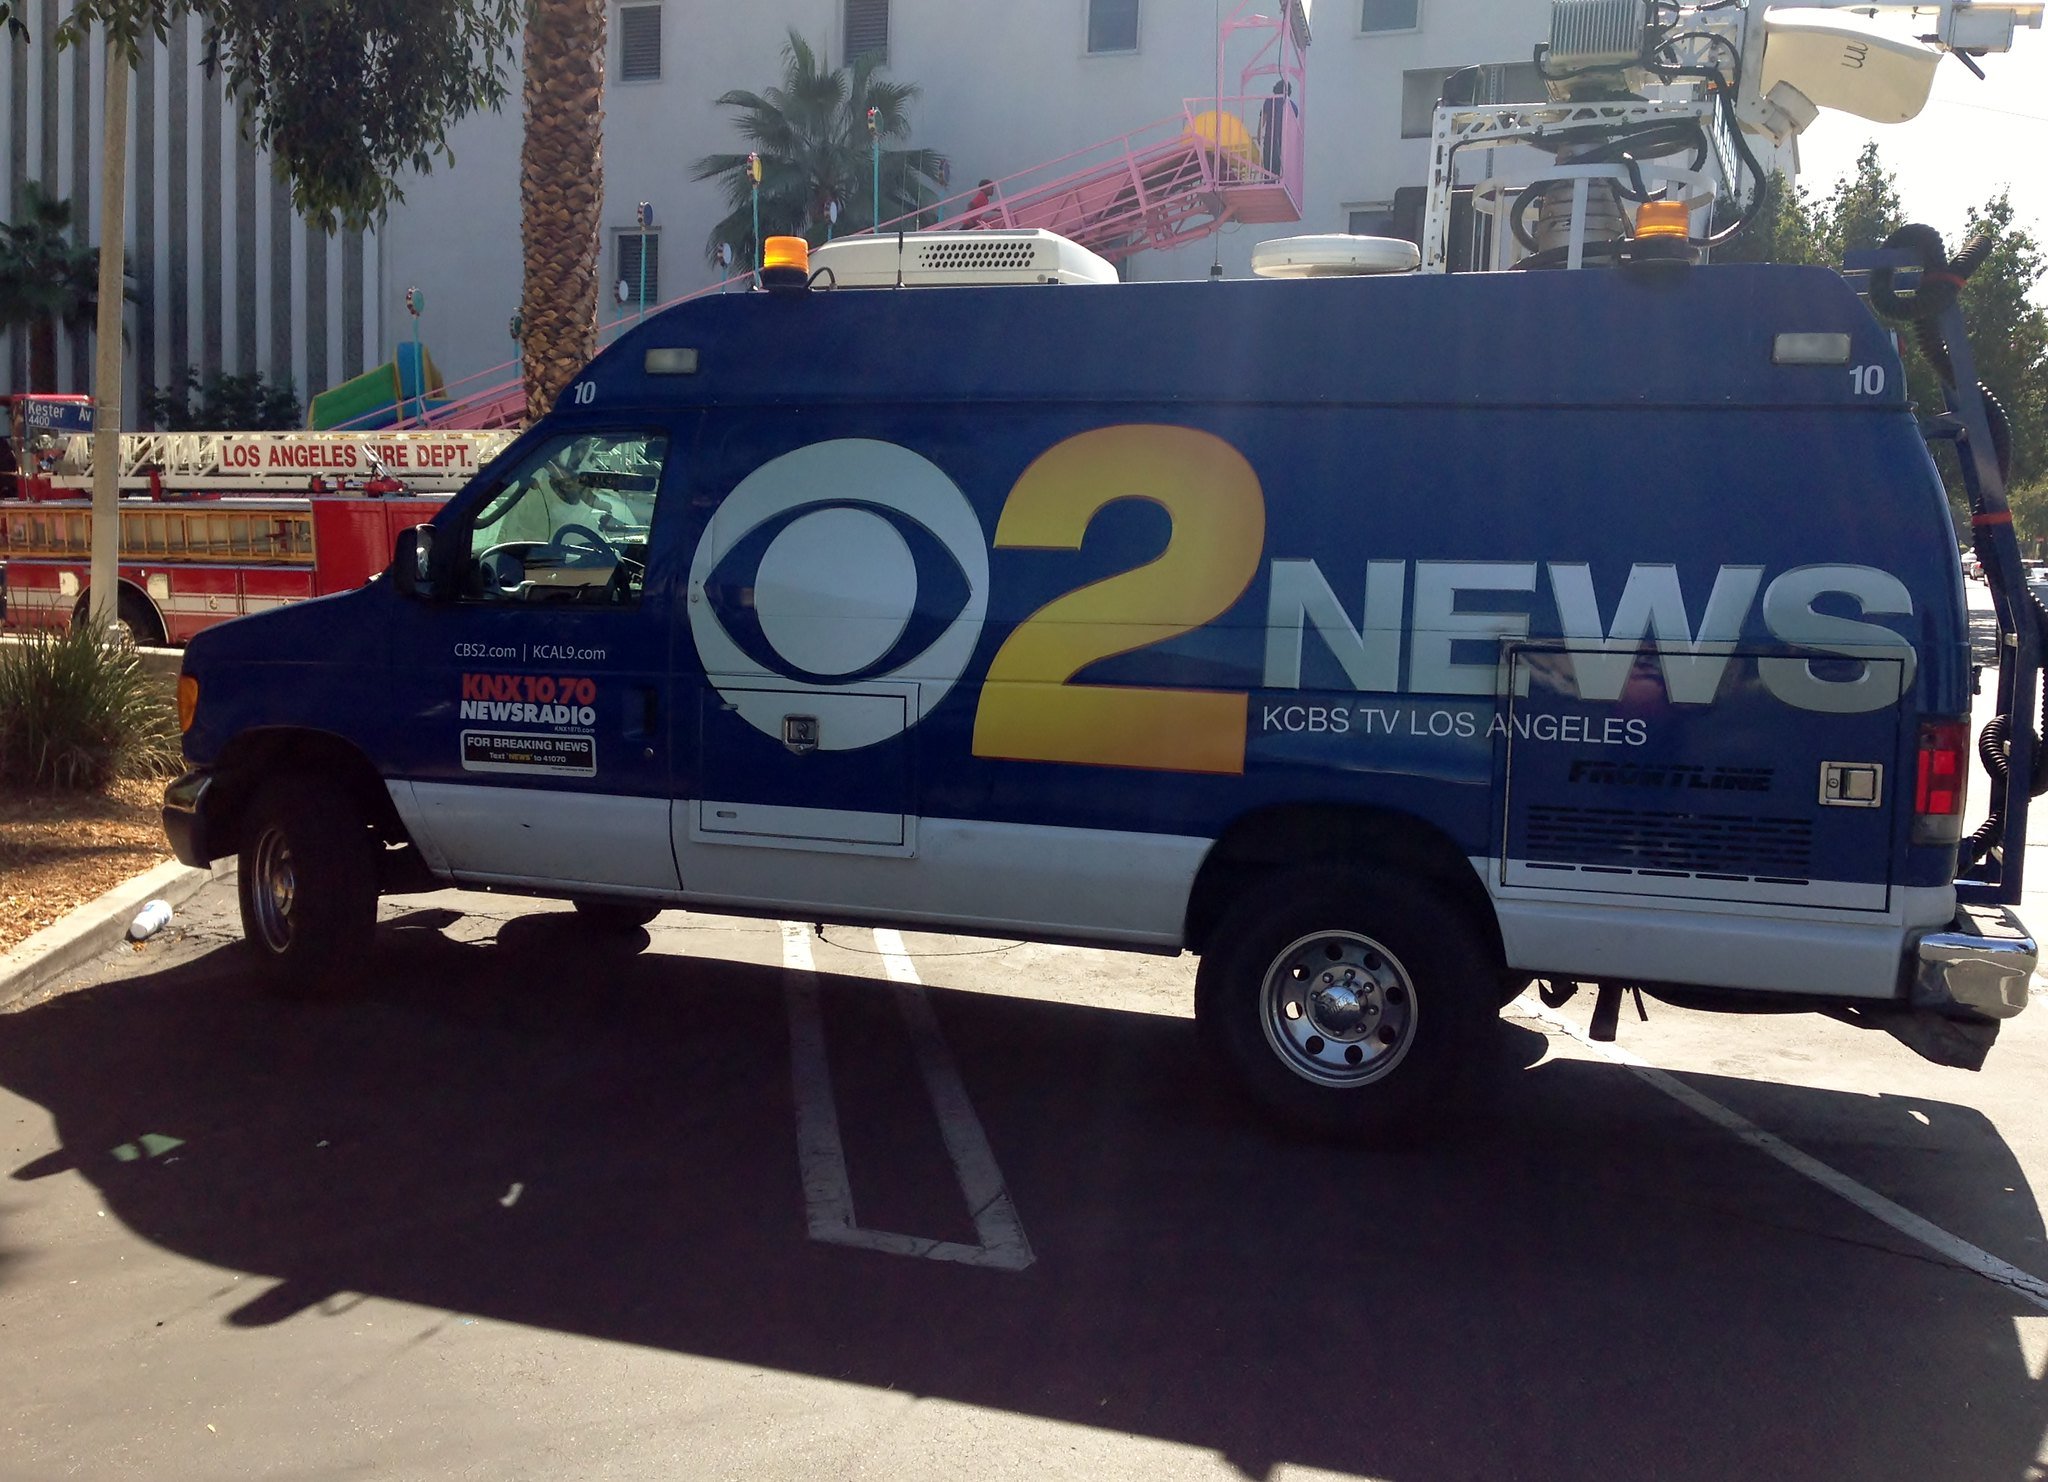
[164,229,2039,1135]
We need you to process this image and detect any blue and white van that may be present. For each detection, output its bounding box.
[163,230,2039,1135]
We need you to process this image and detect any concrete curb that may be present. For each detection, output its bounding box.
[136,645,183,680]
[0,857,218,1010]
[0,635,183,678]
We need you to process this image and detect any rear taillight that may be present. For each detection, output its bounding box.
[1913,717,1969,845]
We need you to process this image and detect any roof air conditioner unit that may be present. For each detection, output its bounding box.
[808,230,1119,287]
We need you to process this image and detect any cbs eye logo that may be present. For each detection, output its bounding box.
[687,439,989,750]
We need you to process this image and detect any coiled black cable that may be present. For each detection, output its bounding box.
[1870,224,2048,864]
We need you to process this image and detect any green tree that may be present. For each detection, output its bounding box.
[1711,172,1825,266]
[1808,140,1905,263]
[1720,144,2048,537]
[0,182,105,391]
[141,366,302,429]
[12,1,525,229]
[1950,193,2048,499]
[690,30,948,268]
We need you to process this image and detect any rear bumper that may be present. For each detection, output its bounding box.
[161,769,217,868]
[1912,904,2037,1020]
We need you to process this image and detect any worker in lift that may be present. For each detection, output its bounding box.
[960,178,994,228]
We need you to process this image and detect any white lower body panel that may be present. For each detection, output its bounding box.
[387,783,1207,947]
[671,812,1207,948]
[379,782,1943,997]
[392,782,679,895]
[1479,855,1954,1000]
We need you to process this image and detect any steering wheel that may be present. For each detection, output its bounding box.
[544,521,620,566]
[476,542,531,593]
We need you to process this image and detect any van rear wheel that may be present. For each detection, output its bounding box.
[237,777,378,996]
[1195,868,1494,1139]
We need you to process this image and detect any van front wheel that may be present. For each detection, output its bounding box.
[1195,868,1493,1139]
[237,777,378,995]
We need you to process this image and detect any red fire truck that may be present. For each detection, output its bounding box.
[0,396,513,645]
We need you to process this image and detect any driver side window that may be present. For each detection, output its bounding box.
[462,430,669,606]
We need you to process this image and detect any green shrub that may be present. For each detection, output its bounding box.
[0,623,181,790]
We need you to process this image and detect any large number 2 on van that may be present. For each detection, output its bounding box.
[971,424,1266,774]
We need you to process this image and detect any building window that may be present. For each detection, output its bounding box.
[616,232,660,308]
[846,0,888,63]
[1346,202,1397,237]
[1088,0,1139,53]
[1360,0,1419,33]
[1400,62,1544,137]
[619,4,661,82]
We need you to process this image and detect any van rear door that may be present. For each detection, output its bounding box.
[1499,643,1903,914]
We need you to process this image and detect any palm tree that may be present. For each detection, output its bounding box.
[0,182,106,392]
[518,0,606,425]
[691,30,948,268]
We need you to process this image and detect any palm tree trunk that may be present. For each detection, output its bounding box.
[518,0,606,425]
[29,319,56,393]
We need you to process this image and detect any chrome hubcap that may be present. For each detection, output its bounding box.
[251,826,297,953]
[1259,930,1417,1087]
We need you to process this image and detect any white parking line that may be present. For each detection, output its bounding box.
[1513,995,2048,1312]
[781,923,1035,1271]
[874,929,1035,1270]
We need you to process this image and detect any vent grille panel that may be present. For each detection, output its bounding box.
[914,241,1044,272]
[1547,0,1647,70]
[620,5,661,81]
[1523,805,1813,879]
[845,0,889,61]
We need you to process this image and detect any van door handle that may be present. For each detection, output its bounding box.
[626,685,659,737]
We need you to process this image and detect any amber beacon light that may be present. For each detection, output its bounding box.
[1627,199,1696,266]
[1632,200,1691,240]
[761,236,811,292]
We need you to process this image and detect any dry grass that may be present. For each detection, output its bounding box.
[0,777,170,953]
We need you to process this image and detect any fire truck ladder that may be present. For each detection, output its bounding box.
[36,429,517,495]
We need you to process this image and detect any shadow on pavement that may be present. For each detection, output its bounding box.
[1,910,2046,1481]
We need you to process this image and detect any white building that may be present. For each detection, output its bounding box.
[0,11,386,415]
[2,0,1560,420]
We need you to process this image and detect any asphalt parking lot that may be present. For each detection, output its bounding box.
[3,585,2046,1481]
[6,860,2048,1482]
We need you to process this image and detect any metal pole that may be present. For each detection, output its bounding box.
[868,107,879,232]
[748,152,762,283]
[637,201,652,320]
[404,287,425,423]
[87,35,131,634]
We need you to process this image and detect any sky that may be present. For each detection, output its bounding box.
[1791,14,2048,236]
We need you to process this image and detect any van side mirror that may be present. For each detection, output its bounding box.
[392,524,438,600]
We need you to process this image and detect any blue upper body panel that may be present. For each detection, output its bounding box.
[183,262,1968,894]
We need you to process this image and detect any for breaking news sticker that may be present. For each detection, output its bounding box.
[460,730,597,777]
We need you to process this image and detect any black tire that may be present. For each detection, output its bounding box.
[1194,868,1497,1140]
[572,900,661,932]
[116,589,165,647]
[237,776,379,996]
[71,589,164,647]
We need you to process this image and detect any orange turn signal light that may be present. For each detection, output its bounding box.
[177,674,199,733]
[1633,200,1691,240]
[761,235,811,291]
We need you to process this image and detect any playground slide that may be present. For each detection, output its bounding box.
[310,343,445,431]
